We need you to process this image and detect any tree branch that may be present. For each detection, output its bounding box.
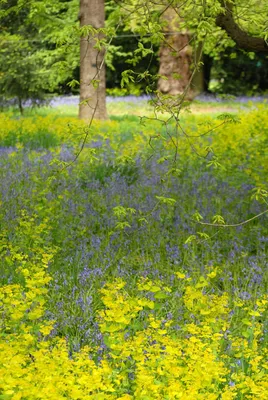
[216,0,268,52]
[194,209,268,228]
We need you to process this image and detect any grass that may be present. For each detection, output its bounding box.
[0,99,267,399]
[3,96,258,119]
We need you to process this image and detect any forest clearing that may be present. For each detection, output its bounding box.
[1,0,268,398]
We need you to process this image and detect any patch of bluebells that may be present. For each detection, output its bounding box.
[48,94,268,107]
[0,143,267,348]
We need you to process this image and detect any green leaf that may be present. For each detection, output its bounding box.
[67,79,80,88]
[192,211,203,222]
[150,285,161,293]
[154,292,168,299]
[115,222,131,230]
[212,215,225,224]
[155,196,176,206]
[121,69,135,88]
[242,318,251,326]
[91,79,100,89]
[197,232,210,240]
[185,235,196,244]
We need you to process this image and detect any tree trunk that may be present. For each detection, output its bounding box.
[203,55,213,93]
[18,97,23,115]
[79,0,107,120]
[157,8,204,99]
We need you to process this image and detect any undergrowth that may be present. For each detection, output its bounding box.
[0,106,267,399]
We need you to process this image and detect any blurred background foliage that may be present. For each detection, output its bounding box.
[0,0,268,109]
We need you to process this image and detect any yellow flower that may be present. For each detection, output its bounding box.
[176,272,186,279]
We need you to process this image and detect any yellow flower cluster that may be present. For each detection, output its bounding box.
[0,106,267,188]
[1,235,267,400]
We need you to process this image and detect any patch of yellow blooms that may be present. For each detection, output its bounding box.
[0,106,267,186]
[1,219,267,400]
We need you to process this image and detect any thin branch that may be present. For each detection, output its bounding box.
[59,101,98,171]
[193,209,268,228]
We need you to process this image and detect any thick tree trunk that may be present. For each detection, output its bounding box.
[79,0,107,120]
[157,8,204,99]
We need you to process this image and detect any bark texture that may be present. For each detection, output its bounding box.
[157,8,203,99]
[79,0,107,120]
[216,1,268,53]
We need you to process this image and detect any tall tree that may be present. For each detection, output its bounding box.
[1,0,267,116]
[0,0,79,113]
[79,0,107,120]
[157,8,204,98]
[157,0,268,97]
[116,0,267,100]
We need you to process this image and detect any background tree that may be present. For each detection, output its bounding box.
[210,47,268,95]
[156,0,268,98]
[216,0,268,52]
[0,0,78,113]
[0,0,49,113]
[117,1,267,82]
[157,7,204,98]
[79,0,107,120]
[0,35,49,114]
[1,0,268,116]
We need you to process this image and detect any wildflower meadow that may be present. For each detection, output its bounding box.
[0,103,267,399]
